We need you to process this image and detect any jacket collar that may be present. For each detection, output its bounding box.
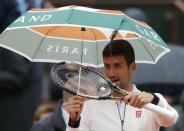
[132,84,140,92]
[51,99,66,131]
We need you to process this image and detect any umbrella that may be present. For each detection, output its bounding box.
[0,5,170,67]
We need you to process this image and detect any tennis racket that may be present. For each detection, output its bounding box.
[51,62,177,119]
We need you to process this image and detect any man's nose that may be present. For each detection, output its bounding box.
[107,68,116,78]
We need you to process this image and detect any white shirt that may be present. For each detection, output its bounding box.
[61,106,69,125]
[67,85,178,131]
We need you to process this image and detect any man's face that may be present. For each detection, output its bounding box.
[103,55,135,88]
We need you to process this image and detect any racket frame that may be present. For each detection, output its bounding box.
[51,62,130,99]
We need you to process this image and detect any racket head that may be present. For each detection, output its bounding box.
[51,62,115,99]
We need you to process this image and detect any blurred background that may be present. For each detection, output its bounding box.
[0,0,183,131]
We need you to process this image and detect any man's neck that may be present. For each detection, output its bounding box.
[119,81,133,92]
[124,83,133,92]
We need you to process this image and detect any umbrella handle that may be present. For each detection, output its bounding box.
[143,103,178,119]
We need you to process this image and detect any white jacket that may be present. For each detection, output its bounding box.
[67,85,178,131]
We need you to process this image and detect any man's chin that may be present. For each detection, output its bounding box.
[119,82,126,89]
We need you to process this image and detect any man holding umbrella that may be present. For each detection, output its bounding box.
[65,39,178,131]
[0,5,179,131]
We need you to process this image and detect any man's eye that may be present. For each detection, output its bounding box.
[104,65,110,69]
[114,64,121,68]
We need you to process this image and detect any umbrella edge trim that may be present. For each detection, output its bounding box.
[0,43,32,61]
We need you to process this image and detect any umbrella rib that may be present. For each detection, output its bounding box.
[65,7,75,24]
[90,28,99,66]
[110,17,125,41]
[109,17,125,56]
[32,26,59,60]
[124,17,156,62]
[33,9,76,58]
[0,29,8,39]
[80,27,85,64]
[139,39,156,62]
[32,8,75,60]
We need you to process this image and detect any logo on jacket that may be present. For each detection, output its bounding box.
[136,110,142,118]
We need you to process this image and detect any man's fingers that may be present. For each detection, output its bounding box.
[134,97,141,107]
[68,99,84,106]
[64,101,84,112]
[129,93,138,106]
[123,92,154,108]
[63,95,85,121]
[68,107,81,113]
[70,96,84,101]
[123,94,131,104]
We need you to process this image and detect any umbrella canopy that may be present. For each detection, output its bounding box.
[0,5,170,67]
[133,44,184,85]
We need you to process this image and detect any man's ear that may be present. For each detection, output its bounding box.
[130,62,136,75]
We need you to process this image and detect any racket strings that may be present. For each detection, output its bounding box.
[51,63,113,98]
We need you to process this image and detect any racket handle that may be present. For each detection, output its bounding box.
[143,103,177,119]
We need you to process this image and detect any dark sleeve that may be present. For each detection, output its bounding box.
[29,123,45,131]
[0,49,31,90]
[0,0,21,32]
[0,0,31,90]
[29,117,51,131]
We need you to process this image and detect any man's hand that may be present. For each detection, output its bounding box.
[123,92,154,108]
[63,96,84,121]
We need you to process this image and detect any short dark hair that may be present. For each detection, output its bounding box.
[102,39,135,66]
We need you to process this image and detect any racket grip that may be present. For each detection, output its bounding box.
[143,103,177,119]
